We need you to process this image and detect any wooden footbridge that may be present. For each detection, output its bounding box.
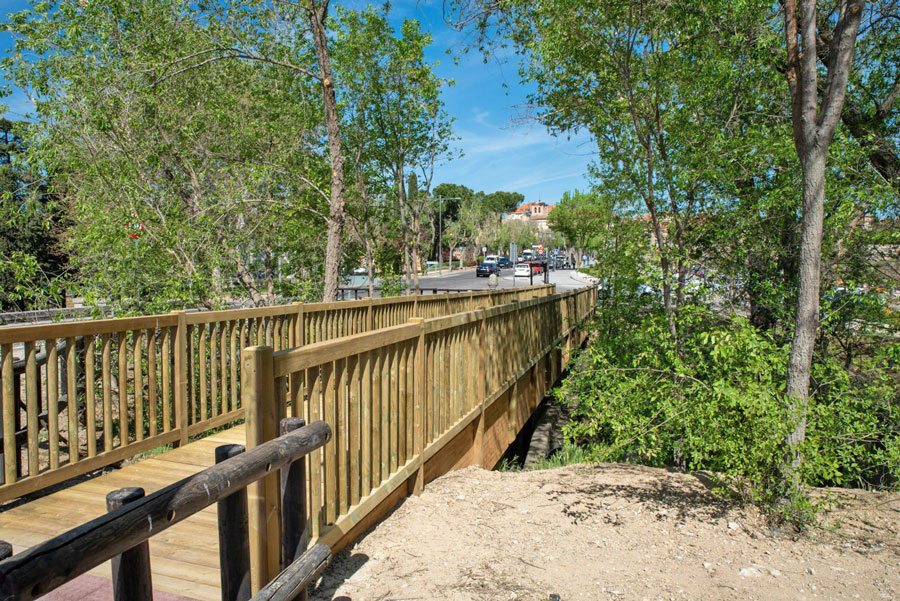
[0,284,596,600]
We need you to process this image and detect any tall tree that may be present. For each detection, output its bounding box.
[781,0,864,494]
[333,6,453,292]
[5,0,328,311]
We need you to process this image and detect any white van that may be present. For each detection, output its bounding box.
[484,254,499,264]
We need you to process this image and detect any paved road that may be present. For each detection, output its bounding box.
[408,267,591,292]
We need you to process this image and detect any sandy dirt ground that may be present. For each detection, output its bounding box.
[311,463,900,601]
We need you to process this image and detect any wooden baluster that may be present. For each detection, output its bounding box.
[337,357,348,517]
[101,334,113,450]
[187,324,195,426]
[380,344,390,482]
[390,344,399,474]
[117,332,128,447]
[221,321,228,415]
[66,337,79,463]
[410,317,425,494]
[147,330,158,438]
[397,344,407,468]
[360,351,372,498]
[230,321,238,413]
[199,324,208,423]
[211,323,219,418]
[306,366,322,539]
[24,342,38,478]
[162,327,171,432]
[132,331,142,443]
[47,339,60,468]
[322,359,337,524]
[348,354,360,507]
[0,343,12,485]
[371,349,382,487]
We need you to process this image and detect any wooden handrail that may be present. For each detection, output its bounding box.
[250,543,330,601]
[0,420,332,601]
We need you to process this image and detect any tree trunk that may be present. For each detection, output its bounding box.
[307,1,345,302]
[784,151,826,489]
[411,214,421,292]
[365,236,375,298]
[782,0,863,500]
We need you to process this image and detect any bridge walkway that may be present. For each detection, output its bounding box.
[0,425,246,601]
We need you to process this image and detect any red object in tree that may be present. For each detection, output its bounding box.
[127,223,144,239]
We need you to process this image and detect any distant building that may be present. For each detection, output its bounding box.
[506,201,556,231]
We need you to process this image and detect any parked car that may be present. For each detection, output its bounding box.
[476,262,501,277]
[514,264,531,277]
[498,257,513,269]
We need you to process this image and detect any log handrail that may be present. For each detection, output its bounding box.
[0,420,332,601]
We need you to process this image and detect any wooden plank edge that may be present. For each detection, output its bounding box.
[273,323,420,377]
[186,409,245,438]
[0,430,182,503]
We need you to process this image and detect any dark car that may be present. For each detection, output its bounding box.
[497,257,513,269]
[476,262,501,277]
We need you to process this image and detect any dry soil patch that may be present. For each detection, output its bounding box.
[312,463,900,601]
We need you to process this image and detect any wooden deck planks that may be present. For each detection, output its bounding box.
[0,424,247,601]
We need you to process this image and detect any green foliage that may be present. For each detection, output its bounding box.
[559,301,900,514]
[4,0,331,312]
[0,118,68,310]
[526,441,595,471]
[379,269,404,297]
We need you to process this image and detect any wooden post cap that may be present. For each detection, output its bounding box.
[106,487,145,511]
[280,418,306,435]
[216,444,246,463]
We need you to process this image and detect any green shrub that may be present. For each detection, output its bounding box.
[380,270,404,297]
[558,302,900,516]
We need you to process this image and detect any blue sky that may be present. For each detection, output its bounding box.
[1,0,595,205]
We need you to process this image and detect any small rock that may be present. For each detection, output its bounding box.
[739,567,761,577]
[702,562,712,569]
[728,521,740,531]
[806,567,816,576]
[548,595,561,601]
[769,569,781,577]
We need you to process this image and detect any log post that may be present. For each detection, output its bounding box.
[106,487,152,601]
[279,418,309,601]
[0,541,11,560]
[216,444,251,601]
[279,418,308,569]
[243,345,281,592]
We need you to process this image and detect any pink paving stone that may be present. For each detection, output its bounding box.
[41,574,199,601]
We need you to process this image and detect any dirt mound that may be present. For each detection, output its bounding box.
[311,463,900,601]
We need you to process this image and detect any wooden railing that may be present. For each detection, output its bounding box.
[242,285,597,581]
[0,419,333,601]
[0,285,553,502]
